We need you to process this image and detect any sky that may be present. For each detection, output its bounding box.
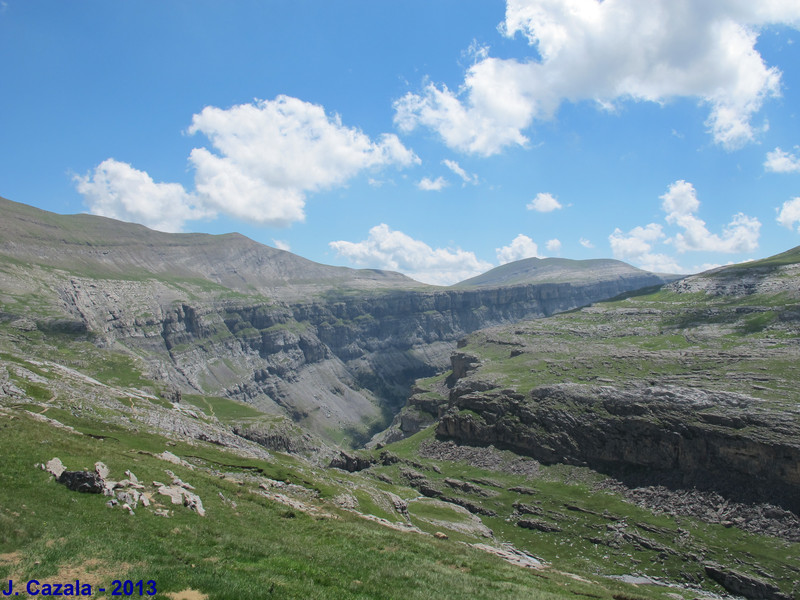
[1,1,800,286]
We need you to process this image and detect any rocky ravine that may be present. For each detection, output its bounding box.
[51,273,667,441]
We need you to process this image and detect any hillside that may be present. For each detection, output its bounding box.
[0,196,417,298]
[2,243,799,599]
[2,197,800,598]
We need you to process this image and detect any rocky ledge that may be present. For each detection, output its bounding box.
[436,380,800,513]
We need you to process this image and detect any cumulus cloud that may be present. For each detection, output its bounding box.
[443,159,478,185]
[74,158,211,232]
[394,61,539,156]
[777,197,800,231]
[609,223,665,259]
[608,223,682,272]
[396,0,798,155]
[660,180,760,253]
[418,176,449,191]
[609,180,762,273]
[188,96,419,225]
[329,224,492,286]
[639,254,687,274]
[579,238,594,249]
[76,96,419,231]
[496,234,542,264]
[272,239,291,251]
[765,147,800,173]
[545,238,562,253]
[526,192,562,212]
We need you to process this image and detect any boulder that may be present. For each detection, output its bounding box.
[57,470,104,494]
[704,564,791,600]
[45,457,66,479]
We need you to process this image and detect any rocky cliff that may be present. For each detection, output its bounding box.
[51,273,667,442]
[437,379,800,512]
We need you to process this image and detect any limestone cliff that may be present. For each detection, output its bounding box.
[437,380,800,512]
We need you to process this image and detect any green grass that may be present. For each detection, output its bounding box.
[0,407,646,600]
[180,394,267,423]
[369,429,800,598]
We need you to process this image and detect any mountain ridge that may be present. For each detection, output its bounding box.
[0,195,672,442]
[456,256,680,288]
[0,196,419,299]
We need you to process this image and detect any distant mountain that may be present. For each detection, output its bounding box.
[455,256,679,288]
[0,196,418,299]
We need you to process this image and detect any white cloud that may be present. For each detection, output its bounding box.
[443,159,478,185]
[637,254,686,274]
[396,0,798,154]
[394,61,539,156]
[77,96,419,231]
[272,239,291,252]
[526,192,562,212]
[609,223,665,259]
[496,234,542,264]
[765,147,800,173]
[579,237,594,249]
[188,96,419,226]
[608,223,682,272]
[777,197,800,231]
[74,158,211,232]
[608,180,762,274]
[545,238,562,253]
[418,176,449,191]
[660,180,761,253]
[329,224,492,286]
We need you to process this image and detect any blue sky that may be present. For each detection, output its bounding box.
[2,1,800,285]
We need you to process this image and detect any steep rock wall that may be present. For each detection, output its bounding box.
[437,379,800,512]
[54,274,665,441]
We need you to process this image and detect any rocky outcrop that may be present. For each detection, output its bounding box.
[704,563,792,600]
[668,261,800,298]
[57,470,104,494]
[232,421,325,457]
[437,381,800,512]
[328,450,376,472]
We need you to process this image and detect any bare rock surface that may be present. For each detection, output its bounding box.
[437,381,800,513]
[704,563,792,600]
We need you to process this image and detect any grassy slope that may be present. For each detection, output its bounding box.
[0,323,678,600]
[2,413,572,600]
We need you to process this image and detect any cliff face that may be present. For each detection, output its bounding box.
[437,379,800,512]
[51,274,666,441]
